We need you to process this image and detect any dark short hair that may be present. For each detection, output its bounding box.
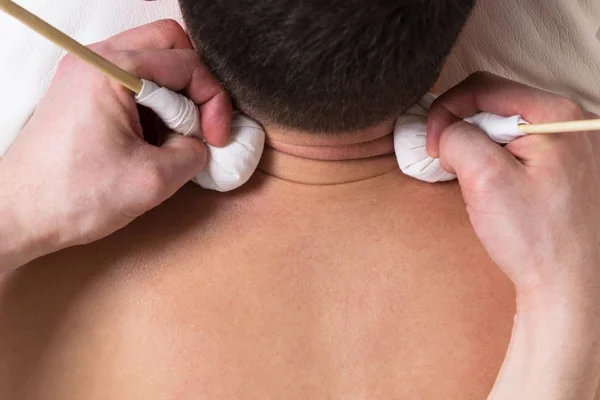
[179,0,475,133]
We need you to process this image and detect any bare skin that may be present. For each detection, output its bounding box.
[0,147,516,399]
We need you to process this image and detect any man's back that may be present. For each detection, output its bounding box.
[0,161,515,399]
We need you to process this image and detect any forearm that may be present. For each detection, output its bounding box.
[489,292,600,400]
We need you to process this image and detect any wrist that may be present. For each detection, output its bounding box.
[0,170,60,272]
[522,303,600,399]
[516,294,600,362]
[517,280,600,324]
[489,293,600,400]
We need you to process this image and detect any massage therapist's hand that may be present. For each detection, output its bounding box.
[427,72,600,399]
[0,20,232,272]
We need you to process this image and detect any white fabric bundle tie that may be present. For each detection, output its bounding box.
[135,79,265,192]
[136,84,527,191]
[393,93,528,182]
[136,79,201,136]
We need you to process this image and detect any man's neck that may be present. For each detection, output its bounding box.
[257,119,400,185]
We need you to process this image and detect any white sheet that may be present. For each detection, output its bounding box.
[439,0,600,115]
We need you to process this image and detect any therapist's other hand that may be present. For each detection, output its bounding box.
[427,72,600,400]
[1,20,232,261]
[427,72,600,304]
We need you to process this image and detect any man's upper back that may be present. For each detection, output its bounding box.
[0,171,516,399]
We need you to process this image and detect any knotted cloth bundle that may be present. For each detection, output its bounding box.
[394,93,527,182]
[137,83,526,191]
[192,115,264,192]
[135,79,265,192]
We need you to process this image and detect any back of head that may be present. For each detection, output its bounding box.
[179,0,475,133]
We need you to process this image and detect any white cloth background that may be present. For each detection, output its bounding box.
[439,0,600,115]
[1,0,599,158]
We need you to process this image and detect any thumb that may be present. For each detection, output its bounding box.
[439,121,522,185]
[153,133,208,187]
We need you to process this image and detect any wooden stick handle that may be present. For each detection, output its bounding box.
[520,119,600,135]
[0,0,143,94]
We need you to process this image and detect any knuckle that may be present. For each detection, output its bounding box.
[469,152,506,191]
[141,166,170,201]
[151,19,186,44]
[481,150,506,177]
[154,18,184,32]
[57,53,77,71]
[87,41,112,55]
[108,50,139,74]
